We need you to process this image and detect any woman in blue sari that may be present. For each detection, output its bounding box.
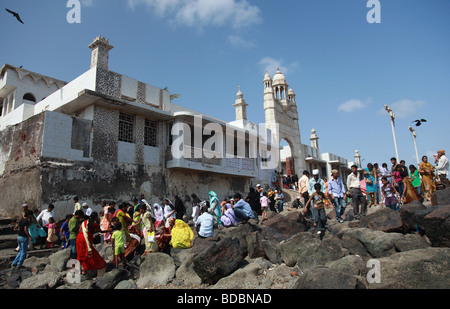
[365,163,378,207]
[208,191,222,226]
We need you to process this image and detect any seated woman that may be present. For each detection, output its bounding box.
[170,219,194,249]
[220,200,236,227]
[155,217,175,253]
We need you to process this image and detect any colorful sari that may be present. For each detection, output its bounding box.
[208,191,222,226]
[113,209,131,243]
[402,177,421,204]
[169,219,194,249]
[76,220,106,271]
[142,211,158,254]
[101,206,114,243]
[419,162,436,200]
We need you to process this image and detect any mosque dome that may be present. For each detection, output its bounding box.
[272,67,287,85]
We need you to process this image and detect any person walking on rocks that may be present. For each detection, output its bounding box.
[69,210,84,259]
[328,169,347,223]
[305,183,331,238]
[346,165,367,219]
[12,210,33,269]
[73,196,82,215]
[380,177,400,211]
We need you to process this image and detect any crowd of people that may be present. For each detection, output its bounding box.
[11,150,449,274]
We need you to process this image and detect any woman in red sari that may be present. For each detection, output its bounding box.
[76,212,106,275]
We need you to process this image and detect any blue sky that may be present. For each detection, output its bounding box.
[1,0,449,168]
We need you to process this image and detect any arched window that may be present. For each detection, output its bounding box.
[23,92,36,102]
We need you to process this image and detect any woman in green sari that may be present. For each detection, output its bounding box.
[208,191,222,226]
[419,156,436,201]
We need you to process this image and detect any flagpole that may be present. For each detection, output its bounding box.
[409,126,419,165]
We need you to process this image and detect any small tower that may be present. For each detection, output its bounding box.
[89,36,114,70]
[287,88,296,104]
[272,67,288,101]
[355,150,361,168]
[310,129,319,149]
[233,86,248,121]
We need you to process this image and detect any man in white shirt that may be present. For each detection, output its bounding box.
[436,150,449,187]
[37,204,55,227]
[346,165,367,219]
[82,203,93,217]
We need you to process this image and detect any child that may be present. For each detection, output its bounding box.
[59,214,73,249]
[380,176,400,211]
[45,217,59,248]
[305,183,332,238]
[260,192,269,222]
[111,221,126,268]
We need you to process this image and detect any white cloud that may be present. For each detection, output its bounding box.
[337,99,368,113]
[228,35,256,49]
[127,0,261,30]
[386,99,427,119]
[258,57,299,76]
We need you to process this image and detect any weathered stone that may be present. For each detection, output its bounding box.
[366,248,450,289]
[49,248,71,272]
[399,200,427,232]
[326,255,366,276]
[137,252,176,288]
[359,207,403,233]
[261,212,306,237]
[261,239,282,265]
[114,279,137,289]
[245,231,267,259]
[95,268,132,289]
[291,266,366,289]
[19,270,62,289]
[175,255,202,286]
[192,237,245,285]
[394,234,430,252]
[431,187,450,206]
[296,236,348,270]
[278,232,321,267]
[422,205,450,247]
[212,263,262,289]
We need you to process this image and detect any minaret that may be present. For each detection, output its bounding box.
[89,36,114,70]
[310,129,319,149]
[233,86,248,121]
[355,150,361,168]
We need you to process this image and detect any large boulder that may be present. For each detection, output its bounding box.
[245,231,267,259]
[337,228,403,258]
[431,187,450,206]
[175,255,202,286]
[48,249,71,272]
[393,234,430,252]
[192,237,245,285]
[399,201,427,232]
[212,263,263,289]
[261,212,306,237]
[359,207,403,233]
[296,236,349,271]
[326,255,367,276]
[95,268,132,289]
[422,205,450,247]
[366,248,450,289]
[278,232,321,267]
[137,252,176,288]
[19,270,62,289]
[291,266,366,289]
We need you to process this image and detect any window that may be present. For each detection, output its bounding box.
[144,119,157,147]
[118,113,134,143]
[23,93,36,102]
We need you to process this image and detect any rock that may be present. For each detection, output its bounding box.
[19,270,62,289]
[192,237,245,285]
[137,252,176,288]
[394,234,430,252]
[291,266,366,289]
[261,212,306,237]
[422,205,450,247]
[337,228,403,258]
[265,263,300,289]
[431,187,450,206]
[170,247,194,267]
[245,231,267,259]
[57,280,96,289]
[399,201,427,232]
[49,248,71,272]
[359,207,403,233]
[261,239,282,265]
[190,235,220,256]
[326,255,366,276]
[366,248,450,289]
[22,256,49,271]
[278,232,321,267]
[115,279,137,289]
[339,233,371,259]
[212,263,262,289]
[296,236,348,271]
[175,255,202,286]
[96,244,114,262]
[95,268,132,289]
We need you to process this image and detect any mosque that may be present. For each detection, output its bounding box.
[0,36,358,218]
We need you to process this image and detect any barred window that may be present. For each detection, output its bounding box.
[144,119,157,147]
[119,113,134,143]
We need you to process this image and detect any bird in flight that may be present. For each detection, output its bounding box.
[412,119,427,127]
[5,9,24,24]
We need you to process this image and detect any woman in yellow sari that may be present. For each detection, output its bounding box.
[419,156,436,201]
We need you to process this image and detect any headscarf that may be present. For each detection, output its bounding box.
[153,203,164,222]
[174,195,186,217]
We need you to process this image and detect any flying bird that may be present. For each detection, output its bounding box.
[5,9,24,24]
[412,119,427,127]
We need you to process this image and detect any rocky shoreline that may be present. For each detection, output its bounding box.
[1,188,449,289]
